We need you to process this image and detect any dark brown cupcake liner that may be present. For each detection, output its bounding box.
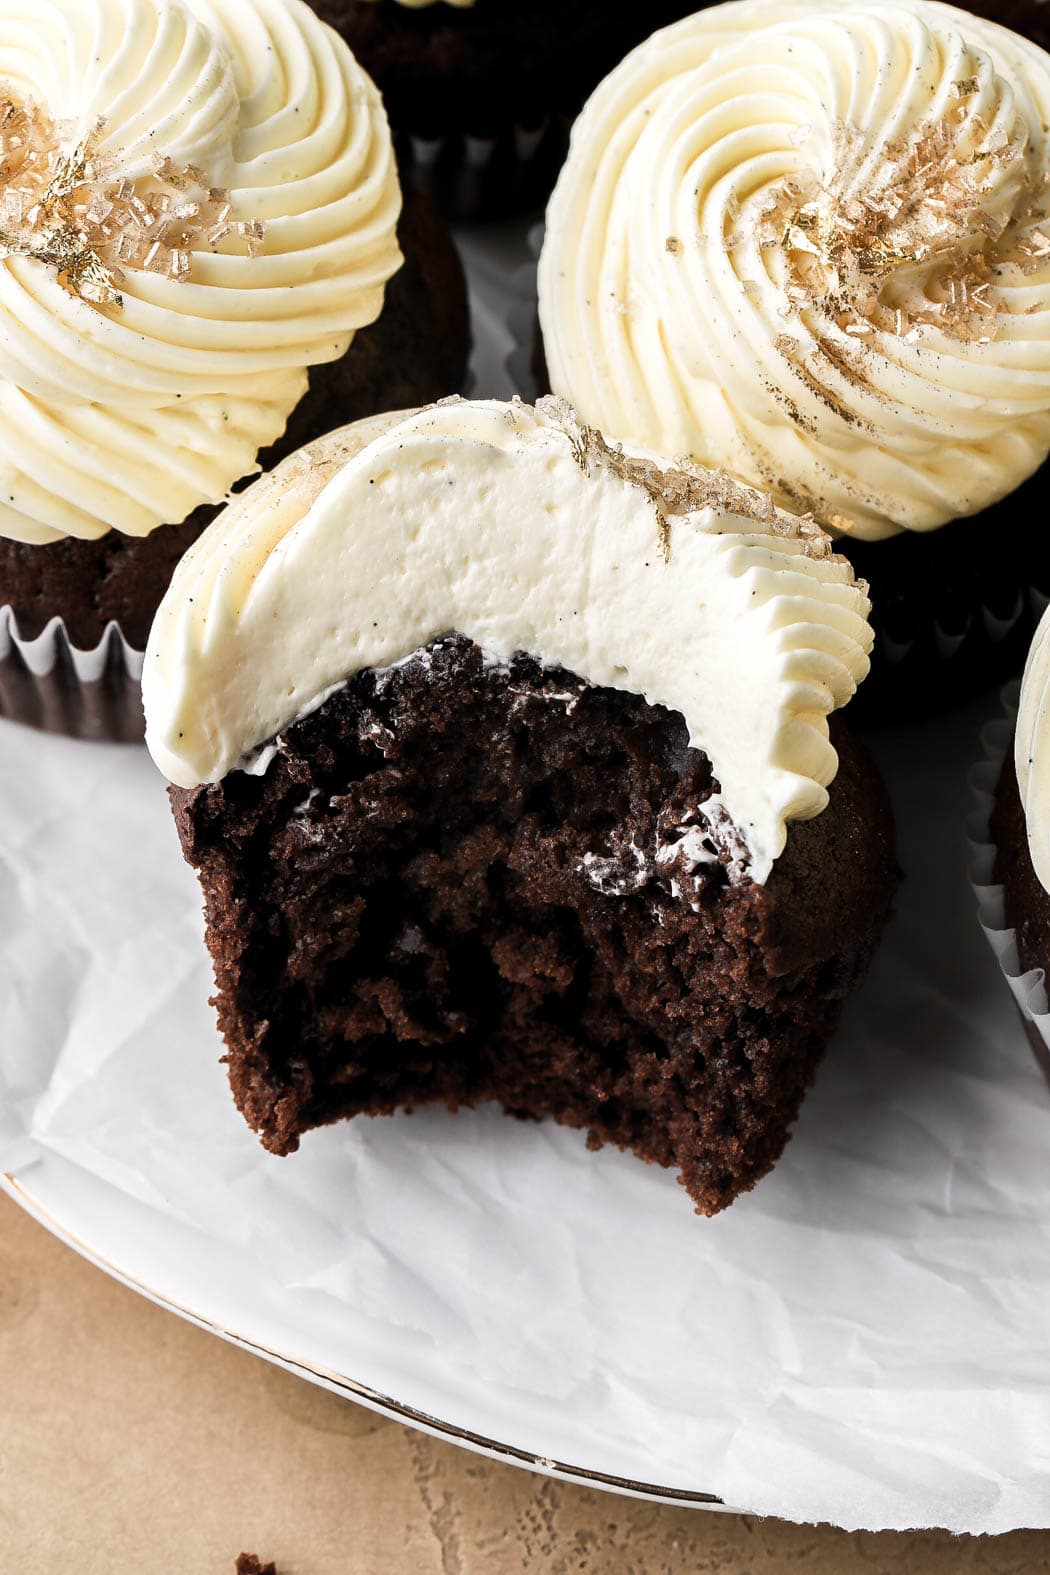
[969,680,1050,1086]
[842,516,1049,720]
[0,607,144,743]
[396,119,568,223]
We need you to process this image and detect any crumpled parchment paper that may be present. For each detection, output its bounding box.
[2,230,1049,1534]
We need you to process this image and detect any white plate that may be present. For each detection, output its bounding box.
[3,666,1050,1536]
[2,1160,724,1508]
[2,232,1050,1534]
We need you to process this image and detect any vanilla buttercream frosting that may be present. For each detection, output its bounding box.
[0,0,402,546]
[1014,605,1050,894]
[143,397,873,885]
[539,0,1050,542]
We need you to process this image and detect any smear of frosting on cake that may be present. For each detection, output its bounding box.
[540,0,1050,540]
[143,397,874,886]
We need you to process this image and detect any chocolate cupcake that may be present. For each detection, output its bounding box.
[309,1,701,219]
[539,0,1050,715]
[0,0,469,741]
[143,397,897,1215]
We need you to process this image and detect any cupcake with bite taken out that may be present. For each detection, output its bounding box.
[538,0,1050,715]
[0,0,469,741]
[143,395,897,1215]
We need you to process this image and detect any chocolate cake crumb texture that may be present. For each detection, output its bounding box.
[235,1555,277,1575]
[173,636,896,1216]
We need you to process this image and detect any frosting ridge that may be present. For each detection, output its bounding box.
[539,0,1050,540]
[143,397,874,885]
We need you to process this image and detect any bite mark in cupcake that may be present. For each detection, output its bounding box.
[144,396,897,1214]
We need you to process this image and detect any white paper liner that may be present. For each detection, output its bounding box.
[0,605,143,681]
[969,677,1050,1072]
[0,604,145,741]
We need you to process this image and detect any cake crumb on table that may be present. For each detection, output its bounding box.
[235,1555,277,1575]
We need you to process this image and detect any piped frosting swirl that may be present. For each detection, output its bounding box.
[0,0,402,545]
[143,397,874,886]
[539,0,1050,541]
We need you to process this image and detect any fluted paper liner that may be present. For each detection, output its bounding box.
[0,605,145,743]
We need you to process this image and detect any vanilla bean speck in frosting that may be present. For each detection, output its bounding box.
[539,0,1050,541]
[143,396,873,885]
[0,0,402,546]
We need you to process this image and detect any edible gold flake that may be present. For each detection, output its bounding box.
[766,107,1047,349]
[0,94,266,311]
[543,395,836,564]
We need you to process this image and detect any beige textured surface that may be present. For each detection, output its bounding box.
[0,1191,1047,1573]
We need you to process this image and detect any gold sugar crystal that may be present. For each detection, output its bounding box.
[763,105,1048,350]
[0,94,265,310]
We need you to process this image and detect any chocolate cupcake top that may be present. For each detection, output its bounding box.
[143,396,873,885]
[1014,604,1050,891]
[0,0,401,547]
[540,0,1050,542]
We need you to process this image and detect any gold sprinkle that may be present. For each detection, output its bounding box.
[0,93,267,309]
[545,394,836,563]
[767,106,1043,349]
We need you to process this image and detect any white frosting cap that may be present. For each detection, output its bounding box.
[143,397,874,886]
[1015,605,1050,894]
[540,0,1050,541]
[0,0,402,545]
